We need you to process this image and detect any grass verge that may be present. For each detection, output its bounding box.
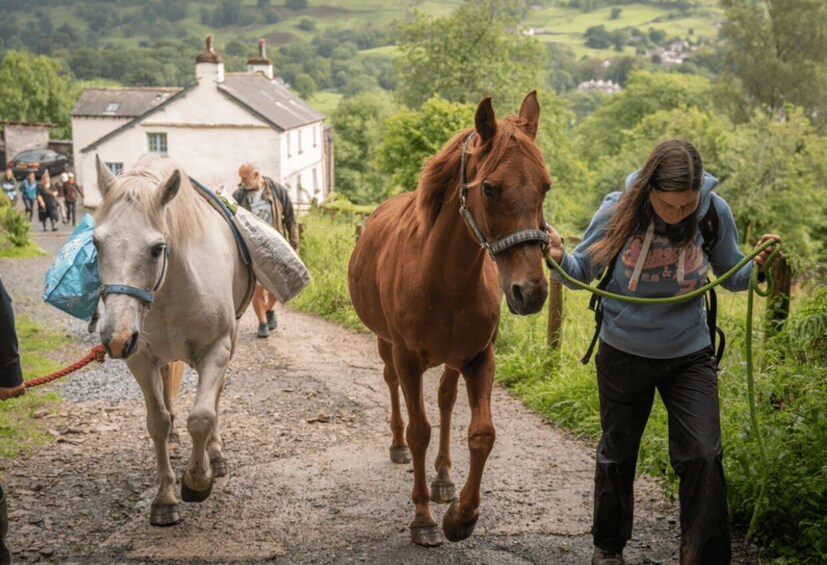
[0,315,67,458]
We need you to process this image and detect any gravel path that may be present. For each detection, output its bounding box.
[0,226,758,564]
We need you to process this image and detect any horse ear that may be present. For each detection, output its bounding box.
[518,91,540,140]
[157,169,182,207]
[95,154,117,199]
[475,97,497,143]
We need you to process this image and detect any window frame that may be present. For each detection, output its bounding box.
[147,132,168,156]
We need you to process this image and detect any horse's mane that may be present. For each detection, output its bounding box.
[414,116,545,226]
[96,154,207,244]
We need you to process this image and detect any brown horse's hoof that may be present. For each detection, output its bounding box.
[430,478,456,503]
[210,454,228,478]
[389,446,412,464]
[150,502,182,526]
[442,500,478,542]
[181,478,213,503]
[410,524,443,547]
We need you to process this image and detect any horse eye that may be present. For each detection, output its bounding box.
[481,181,495,197]
[151,244,165,259]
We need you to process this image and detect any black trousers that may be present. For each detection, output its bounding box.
[65,200,76,224]
[0,277,23,389]
[593,341,731,565]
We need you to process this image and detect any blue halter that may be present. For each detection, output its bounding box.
[99,245,169,305]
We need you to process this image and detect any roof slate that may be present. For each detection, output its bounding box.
[72,88,183,118]
[219,73,323,130]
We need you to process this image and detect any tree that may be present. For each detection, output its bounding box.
[576,71,713,163]
[0,50,79,139]
[292,73,318,99]
[377,96,475,193]
[330,90,399,204]
[720,0,827,129]
[719,109,827,260]
[394,0,544,109]
[585,25,612,49]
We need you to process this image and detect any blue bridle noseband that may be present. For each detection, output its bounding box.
[458,132,550,257]
[98,245,169,305]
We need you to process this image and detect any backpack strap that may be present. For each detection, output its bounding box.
[699,201,724,364]
[581,257,616,365]
[699,199,719,255]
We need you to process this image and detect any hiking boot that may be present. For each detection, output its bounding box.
[592,547,624,565]
[266,310,278,330]
[257,322,269,338]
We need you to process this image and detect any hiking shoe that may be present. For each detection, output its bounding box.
[257,322,269,338]
[266,309,278,330]
[592,547,624,565]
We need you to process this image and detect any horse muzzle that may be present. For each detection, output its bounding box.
[506,278,548,315]
[102,329,141,359]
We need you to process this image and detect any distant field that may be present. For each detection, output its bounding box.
[7,0,720,65]
[526,1,722,59]
[307,91,344,115]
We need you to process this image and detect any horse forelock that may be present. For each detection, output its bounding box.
[96,155,206,244]
[414,118,545,226]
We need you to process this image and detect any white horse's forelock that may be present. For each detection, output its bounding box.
[96,154,207,243]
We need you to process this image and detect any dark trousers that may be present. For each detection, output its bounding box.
[593,341,731,565]
[65,200,76,225]
[22,196,33,220]
[0,277,23,390]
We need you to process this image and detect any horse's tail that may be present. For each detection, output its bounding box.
[161,360,185,407]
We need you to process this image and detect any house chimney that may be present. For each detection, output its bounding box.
[196,34,225,83]
[247,38,274,79]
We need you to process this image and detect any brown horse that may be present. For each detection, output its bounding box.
[348,92,551,546]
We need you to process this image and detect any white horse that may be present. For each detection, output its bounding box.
[93,154,253,525]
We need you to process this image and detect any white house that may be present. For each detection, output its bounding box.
[72,36,330,208]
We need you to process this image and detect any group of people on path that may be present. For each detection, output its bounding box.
[1,141,782,565]
[2,168,84,231]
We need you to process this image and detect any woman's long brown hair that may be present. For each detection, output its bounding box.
[588,139,704,269]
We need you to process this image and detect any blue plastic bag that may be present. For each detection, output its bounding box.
[43,213,100,320]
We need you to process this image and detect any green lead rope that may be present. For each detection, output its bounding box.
[543,239,782,536]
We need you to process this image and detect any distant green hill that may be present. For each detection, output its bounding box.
[2,0,719,61]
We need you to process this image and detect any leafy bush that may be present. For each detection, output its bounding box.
[0,202,30,248]
[290,209,364,330]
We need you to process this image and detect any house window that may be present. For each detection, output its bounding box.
[298,129,303,154]
[313,125,318,147]
[312,167,319,193]
[147,133,168,155]
[104,102,120,114]
[287,132,291,157]
[106,162,124,175]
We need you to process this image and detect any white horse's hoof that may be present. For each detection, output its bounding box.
[150,502,182,526]
[181,478,213,503]
[210,454,228,478]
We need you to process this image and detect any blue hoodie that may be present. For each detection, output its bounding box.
[556,171,754,359]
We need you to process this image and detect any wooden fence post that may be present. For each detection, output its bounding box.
[547,237,565,350]
[355,223,363,241]
[765,255,792,339]
[547,274,564,350]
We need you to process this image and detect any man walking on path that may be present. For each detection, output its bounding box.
[233,162,300,338]
[59,173,84,226]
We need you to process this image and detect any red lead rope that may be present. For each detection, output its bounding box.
[23,345,107,389]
